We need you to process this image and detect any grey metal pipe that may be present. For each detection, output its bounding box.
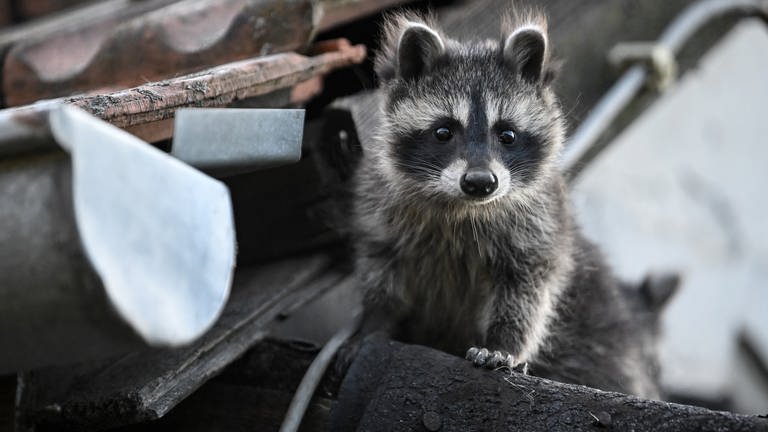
[561,0,768,175]
[661,0,768,52]
[560,66,647,173]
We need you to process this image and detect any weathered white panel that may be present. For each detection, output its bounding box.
[571,19,768,403]
[50,106,235,346]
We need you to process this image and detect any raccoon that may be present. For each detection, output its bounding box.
[350,10,661,398]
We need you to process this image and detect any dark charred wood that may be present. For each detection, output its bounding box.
[15,258,351,431]
[330,334,768,432]
[110,339,343,432]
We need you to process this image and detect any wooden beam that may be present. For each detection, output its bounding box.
[16,257,351,431]
[122,339,339,431]
[124,75,325,143]
[331,335,768,431]
[65,39,365,128]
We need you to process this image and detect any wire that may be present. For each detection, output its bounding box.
[278,314,362,432]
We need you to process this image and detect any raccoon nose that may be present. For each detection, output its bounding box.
[460,169,498,197]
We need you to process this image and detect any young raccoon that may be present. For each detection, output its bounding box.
[351,10,660,398]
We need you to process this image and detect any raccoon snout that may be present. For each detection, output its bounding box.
[460,168,498,197]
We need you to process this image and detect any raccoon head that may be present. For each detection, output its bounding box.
[373,11,565,207]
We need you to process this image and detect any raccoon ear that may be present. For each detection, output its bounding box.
[503,26,548,84]
[397,22,445,80]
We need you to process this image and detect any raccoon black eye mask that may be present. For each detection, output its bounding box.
[349,9,664,399]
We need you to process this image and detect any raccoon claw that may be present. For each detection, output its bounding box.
[465,346,526,373]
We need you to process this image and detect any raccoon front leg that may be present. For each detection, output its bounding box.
[467,273,558,373]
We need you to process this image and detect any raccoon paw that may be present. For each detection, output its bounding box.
[465,347,528,373]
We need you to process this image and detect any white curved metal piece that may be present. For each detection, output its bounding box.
[50,105,235,346]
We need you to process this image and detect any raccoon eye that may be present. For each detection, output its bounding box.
[434,127,453,142]
[499,130,516,145]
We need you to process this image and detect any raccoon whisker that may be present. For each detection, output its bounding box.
[399,156,447,171]
[561,93,583,122]
[393,161,443,175]
[469,214,482,256]
[506,161,532,178]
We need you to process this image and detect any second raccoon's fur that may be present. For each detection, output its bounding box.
[352,10,660,398]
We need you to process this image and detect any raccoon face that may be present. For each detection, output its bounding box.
[374,13,565,206]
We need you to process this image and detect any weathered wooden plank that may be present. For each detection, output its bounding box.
[331,335,768,432]
[65,39,365,128]
[115,339,338,432]
[2,0,316,106]
[0,39,365,154]
[120,76,324,143]
[125,61,327,142]
[16,257,351,431]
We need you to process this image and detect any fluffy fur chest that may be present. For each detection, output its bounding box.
[386,221,499,354]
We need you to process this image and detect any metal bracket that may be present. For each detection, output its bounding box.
[608,42,678,92]
[170,108,304,176]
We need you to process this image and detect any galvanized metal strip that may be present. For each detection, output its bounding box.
[171,108,304,175]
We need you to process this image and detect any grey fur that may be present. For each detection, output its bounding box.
[352,10,661,398]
